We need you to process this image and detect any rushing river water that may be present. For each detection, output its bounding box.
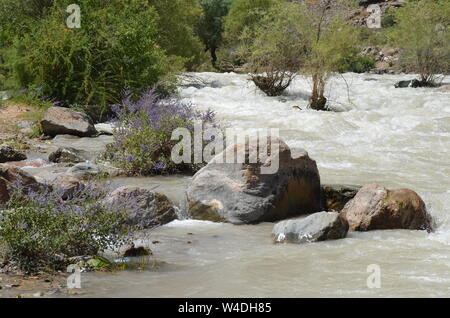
[79,72,450,297]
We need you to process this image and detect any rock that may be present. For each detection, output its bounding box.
[0,178,9,203]
[51,135,114,161]
[40,106,97,137]
[0,165,42,202]
[48,147,86,164]
[104,186,178,229]
[272,212,349,244]
[0,165,39,189]
[52,174,84,199]
[394,79,419,88]
[341,184,433,231]
[123,244,152,257]
[0,144,27,163]
[94,123,114,135]
[321,184,361,212]
[394,79,434,88]
[186,138,322,224]
[66,162,101,179]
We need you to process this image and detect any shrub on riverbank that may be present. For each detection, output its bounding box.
[106,89,217,176]
[1,0,180,114]
[0,183,132,273]
[388,0,450,85]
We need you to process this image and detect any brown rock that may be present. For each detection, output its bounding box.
[0,144,27,163]
[321,184,361,212]
[40,107,97,137]
[52,174,84,199]
[0,165,42,202]
[0,178,9,203]
[341,184,433,232]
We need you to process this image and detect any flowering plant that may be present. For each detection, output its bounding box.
[109,89,217,175]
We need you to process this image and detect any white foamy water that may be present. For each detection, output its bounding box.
[82,72,450,298]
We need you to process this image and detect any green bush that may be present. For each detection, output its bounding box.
[197,0,232,67]
[107,89,217,176]
[150,0,205,70]
[388,0,450,84]
[2,0,178,115]
[338,50,375,73]
[0,184,131,273]
[224,0,281,43]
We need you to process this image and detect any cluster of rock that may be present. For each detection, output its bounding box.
[185,137,434,244]
[0,164,177,229]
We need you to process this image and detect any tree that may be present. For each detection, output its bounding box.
[150,0,205,70]
[246,0,359,110]
[224,0,281,44]
[244,3,310,96]
[197,0,232,67]
[7,0,177,117]
[388,0,450,85]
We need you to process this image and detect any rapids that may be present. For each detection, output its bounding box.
[71,72,450,297]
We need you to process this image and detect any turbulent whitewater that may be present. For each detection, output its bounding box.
[84,72,450,297]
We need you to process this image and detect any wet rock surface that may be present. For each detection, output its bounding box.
[48,147,86,164]
[341,184,433,231]
[321,184,361,212]
[104,186,178,229]
[272,212,349,243]
[187,138,322,224]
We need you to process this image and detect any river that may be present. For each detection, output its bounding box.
[69,72,449,297]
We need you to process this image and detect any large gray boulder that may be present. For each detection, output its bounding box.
[341,184,433,231]
[272,212,349,244]
[0,144,27,163]
[186,138,322,224]
[104,186,178,229]
[41,107,97,137]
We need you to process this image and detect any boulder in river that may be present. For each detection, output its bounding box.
[40,106,97,137]
[104,186,178,229]
[186,138,322,224]
[272,212,349,243]
[48,147,86,164]
[321,184,361,212]
[0,165,43,202]
[0,144,27,163]
[341,184,433,232]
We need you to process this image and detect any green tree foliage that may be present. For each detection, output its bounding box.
[388,0,450,84]
[246,0,359,109]
[244,3,310,96]
[150,0,205,70]
[197,0,232,67]
[1,0,180,119]
[224,0,281,44]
